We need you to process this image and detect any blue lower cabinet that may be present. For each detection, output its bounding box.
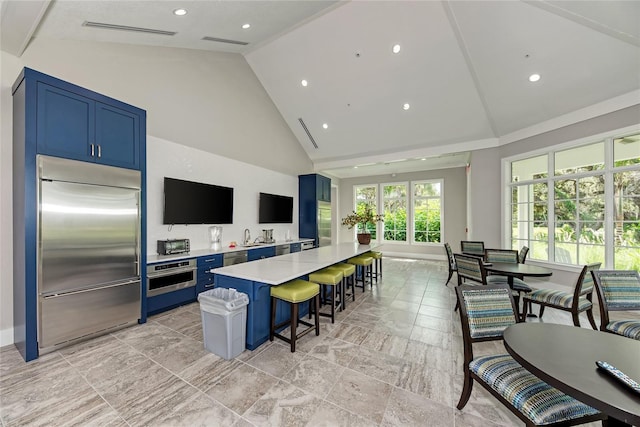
[290,243,301,253]
[214,274,312,350]
[215,275,271,350]
[248,246,276,261]
[147,287,196,316]
[196,254,222,294]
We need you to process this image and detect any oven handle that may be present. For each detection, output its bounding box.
[147,266,197,279]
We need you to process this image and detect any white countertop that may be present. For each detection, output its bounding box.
[147,238,314,264]
[213,242,377,285]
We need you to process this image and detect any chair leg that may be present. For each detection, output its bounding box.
[586,309,598,330]
[446,269,453,286]
[522,299,529,322]
[457,371,474,410]
[330,285,336,323]
[539,305,546,319]
[314,295,320,336]
[571,312,582,327]
[290,301,298,352]
[270,296,276,341]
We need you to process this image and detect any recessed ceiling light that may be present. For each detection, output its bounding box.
[529,73,541,82]
[322,123,328,129]
[173,8,187,16]
[301,79,308,87]
[403,103,410,110]
[354,166,358,169]
[420,158,426,161]
[392,44,401,54]
[242,23,251,29]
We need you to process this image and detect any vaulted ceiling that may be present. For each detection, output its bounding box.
[2,1,639,178]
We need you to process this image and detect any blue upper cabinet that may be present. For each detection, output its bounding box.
[30,69,143,170]
[299,174,331,246]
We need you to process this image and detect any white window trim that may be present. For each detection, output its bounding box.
[502,124,640,268]
[352,184,379,243]
[411,179,444,245]
[381,181,409,244]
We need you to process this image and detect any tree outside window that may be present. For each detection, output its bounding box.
[383,183,407,242]
[354,185,378,239]
[413,181,442,243]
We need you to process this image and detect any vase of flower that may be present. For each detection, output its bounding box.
[341,206,383,245]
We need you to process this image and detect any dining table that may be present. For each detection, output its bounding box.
[484,262,553,317]
[504,323,640,426]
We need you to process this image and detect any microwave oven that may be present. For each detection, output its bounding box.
[157,239,190,255]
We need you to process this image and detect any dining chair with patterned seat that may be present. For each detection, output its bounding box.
[592,270,640,340]
[522,263,601,327]
[452,253,487,311]
[483,249,532,295]
[455,283,605,427]
[444,243,457,285]
[518,246,530,264]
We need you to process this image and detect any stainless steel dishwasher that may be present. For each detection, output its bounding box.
[223,250,248,266]
[275,244,290,256]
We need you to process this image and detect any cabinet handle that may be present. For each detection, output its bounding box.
[90,143,95,157]
[97,145,102,158]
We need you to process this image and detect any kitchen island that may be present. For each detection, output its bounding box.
[214,242,375,349]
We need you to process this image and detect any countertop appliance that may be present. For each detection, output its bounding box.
[262,229,275,243]
[157,238,190,255]
[38,155,141,352]
[146,259,197,297]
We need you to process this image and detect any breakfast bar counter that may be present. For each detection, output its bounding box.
[214,242,375,349]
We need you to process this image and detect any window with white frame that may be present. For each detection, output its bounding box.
[354,185,378,239]
[382,183,408,242]
[507,131,640,270]
[413,180,442,243]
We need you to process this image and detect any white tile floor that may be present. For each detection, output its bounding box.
[1,257,628,426]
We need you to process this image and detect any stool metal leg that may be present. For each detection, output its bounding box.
[270,297,276,341]
[290,301,298,352]
[314,295,320,336]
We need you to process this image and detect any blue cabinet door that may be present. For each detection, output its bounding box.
[36,80,141,169]
[196,254,223,294]
[290,243,301,253]
[36,82,95,163]
[95,103,140,169]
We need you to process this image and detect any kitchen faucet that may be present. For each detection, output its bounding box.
[244,228,251,245]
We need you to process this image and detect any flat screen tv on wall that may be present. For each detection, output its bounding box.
[163,177,234,224]
[259,192,293,224]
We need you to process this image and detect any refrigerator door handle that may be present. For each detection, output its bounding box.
[42,279,140,299]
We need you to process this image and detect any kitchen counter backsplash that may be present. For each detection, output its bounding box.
[147,238,314,263]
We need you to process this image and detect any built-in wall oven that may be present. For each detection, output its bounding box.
[146,259,197,297]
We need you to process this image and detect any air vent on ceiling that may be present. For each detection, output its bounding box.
[298,118,318,149]
[201,36,249,46]
[83,21,176,36]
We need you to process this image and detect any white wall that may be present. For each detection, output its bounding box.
[467,147,501,248]
[147,136,298,252]
[0,38,314,346]
[337,168,467,259]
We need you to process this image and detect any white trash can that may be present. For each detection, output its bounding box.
[198,288,249,360]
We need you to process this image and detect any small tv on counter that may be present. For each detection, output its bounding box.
[163,177,233,224]
[259,192,293,224]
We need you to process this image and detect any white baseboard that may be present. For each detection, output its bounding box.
[0,327,14,347]
[382,251,446,261]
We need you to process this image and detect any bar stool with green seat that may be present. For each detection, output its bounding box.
[308,268,344,323]
[270,279,320,352]
[347,254,374,291]
[325,263,356,307]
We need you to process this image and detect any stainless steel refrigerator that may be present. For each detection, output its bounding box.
[318,200,332,247]
[38,155,141,351]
